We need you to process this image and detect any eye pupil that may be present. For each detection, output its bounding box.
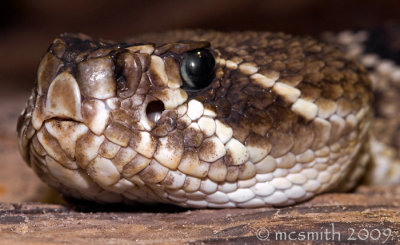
[180,48,215,90]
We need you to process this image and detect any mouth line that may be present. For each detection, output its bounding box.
[43,117,82,124]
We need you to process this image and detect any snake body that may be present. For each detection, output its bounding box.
[17,30,379,208]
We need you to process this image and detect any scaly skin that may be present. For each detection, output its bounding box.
[17,31,373,208]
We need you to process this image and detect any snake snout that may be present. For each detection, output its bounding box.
[146,100,165,123]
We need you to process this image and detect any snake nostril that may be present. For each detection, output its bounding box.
[146,100,165,123]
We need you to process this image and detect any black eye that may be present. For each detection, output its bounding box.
[180,48,215,90]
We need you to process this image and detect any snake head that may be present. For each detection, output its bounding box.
[17,31,373,207]
[18,32,231,201]
[29,33,218,130]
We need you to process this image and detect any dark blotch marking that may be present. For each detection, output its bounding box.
[183,126,203,148]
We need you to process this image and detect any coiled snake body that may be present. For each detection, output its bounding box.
[17,30,399,208]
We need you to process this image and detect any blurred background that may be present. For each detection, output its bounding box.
[1,0,400,93]
[0,0,399,203]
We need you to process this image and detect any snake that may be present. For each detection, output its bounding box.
[16,29,400,208]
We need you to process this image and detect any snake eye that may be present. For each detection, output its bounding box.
[180,48,215,90]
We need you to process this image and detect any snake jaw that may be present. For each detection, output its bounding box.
[18,31,374,208]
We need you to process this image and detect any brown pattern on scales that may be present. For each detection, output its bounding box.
[17,31,373,208]
[322,29,400,184]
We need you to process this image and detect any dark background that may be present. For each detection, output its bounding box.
[1,0,400,94]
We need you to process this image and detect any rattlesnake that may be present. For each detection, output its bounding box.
[17,29,400,208]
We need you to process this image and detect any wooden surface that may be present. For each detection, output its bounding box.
[0,92,399,244]
[0,186,399,244]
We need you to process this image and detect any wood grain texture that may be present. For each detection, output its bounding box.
[0,186,399,244]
